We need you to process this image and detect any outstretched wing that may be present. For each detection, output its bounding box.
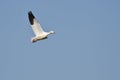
[28,11,44,36]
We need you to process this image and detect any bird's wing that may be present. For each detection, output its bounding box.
[28,11,44,36]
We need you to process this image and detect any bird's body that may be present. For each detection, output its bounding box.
[28,11,55,43]
[31,32,49,42]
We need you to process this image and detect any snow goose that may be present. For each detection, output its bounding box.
[28,11,55,43]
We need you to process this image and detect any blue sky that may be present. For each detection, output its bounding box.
[0,0,120,80]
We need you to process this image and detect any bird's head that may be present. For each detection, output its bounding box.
[49,31,55,34]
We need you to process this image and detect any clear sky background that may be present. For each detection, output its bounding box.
[0,0,120,80]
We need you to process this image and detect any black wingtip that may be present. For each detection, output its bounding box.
[28,11,35,25]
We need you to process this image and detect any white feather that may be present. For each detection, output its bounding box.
[31,18,44,36]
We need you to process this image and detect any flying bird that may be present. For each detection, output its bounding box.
[28,11,55,43]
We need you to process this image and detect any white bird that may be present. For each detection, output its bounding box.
[28,11,55,43]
